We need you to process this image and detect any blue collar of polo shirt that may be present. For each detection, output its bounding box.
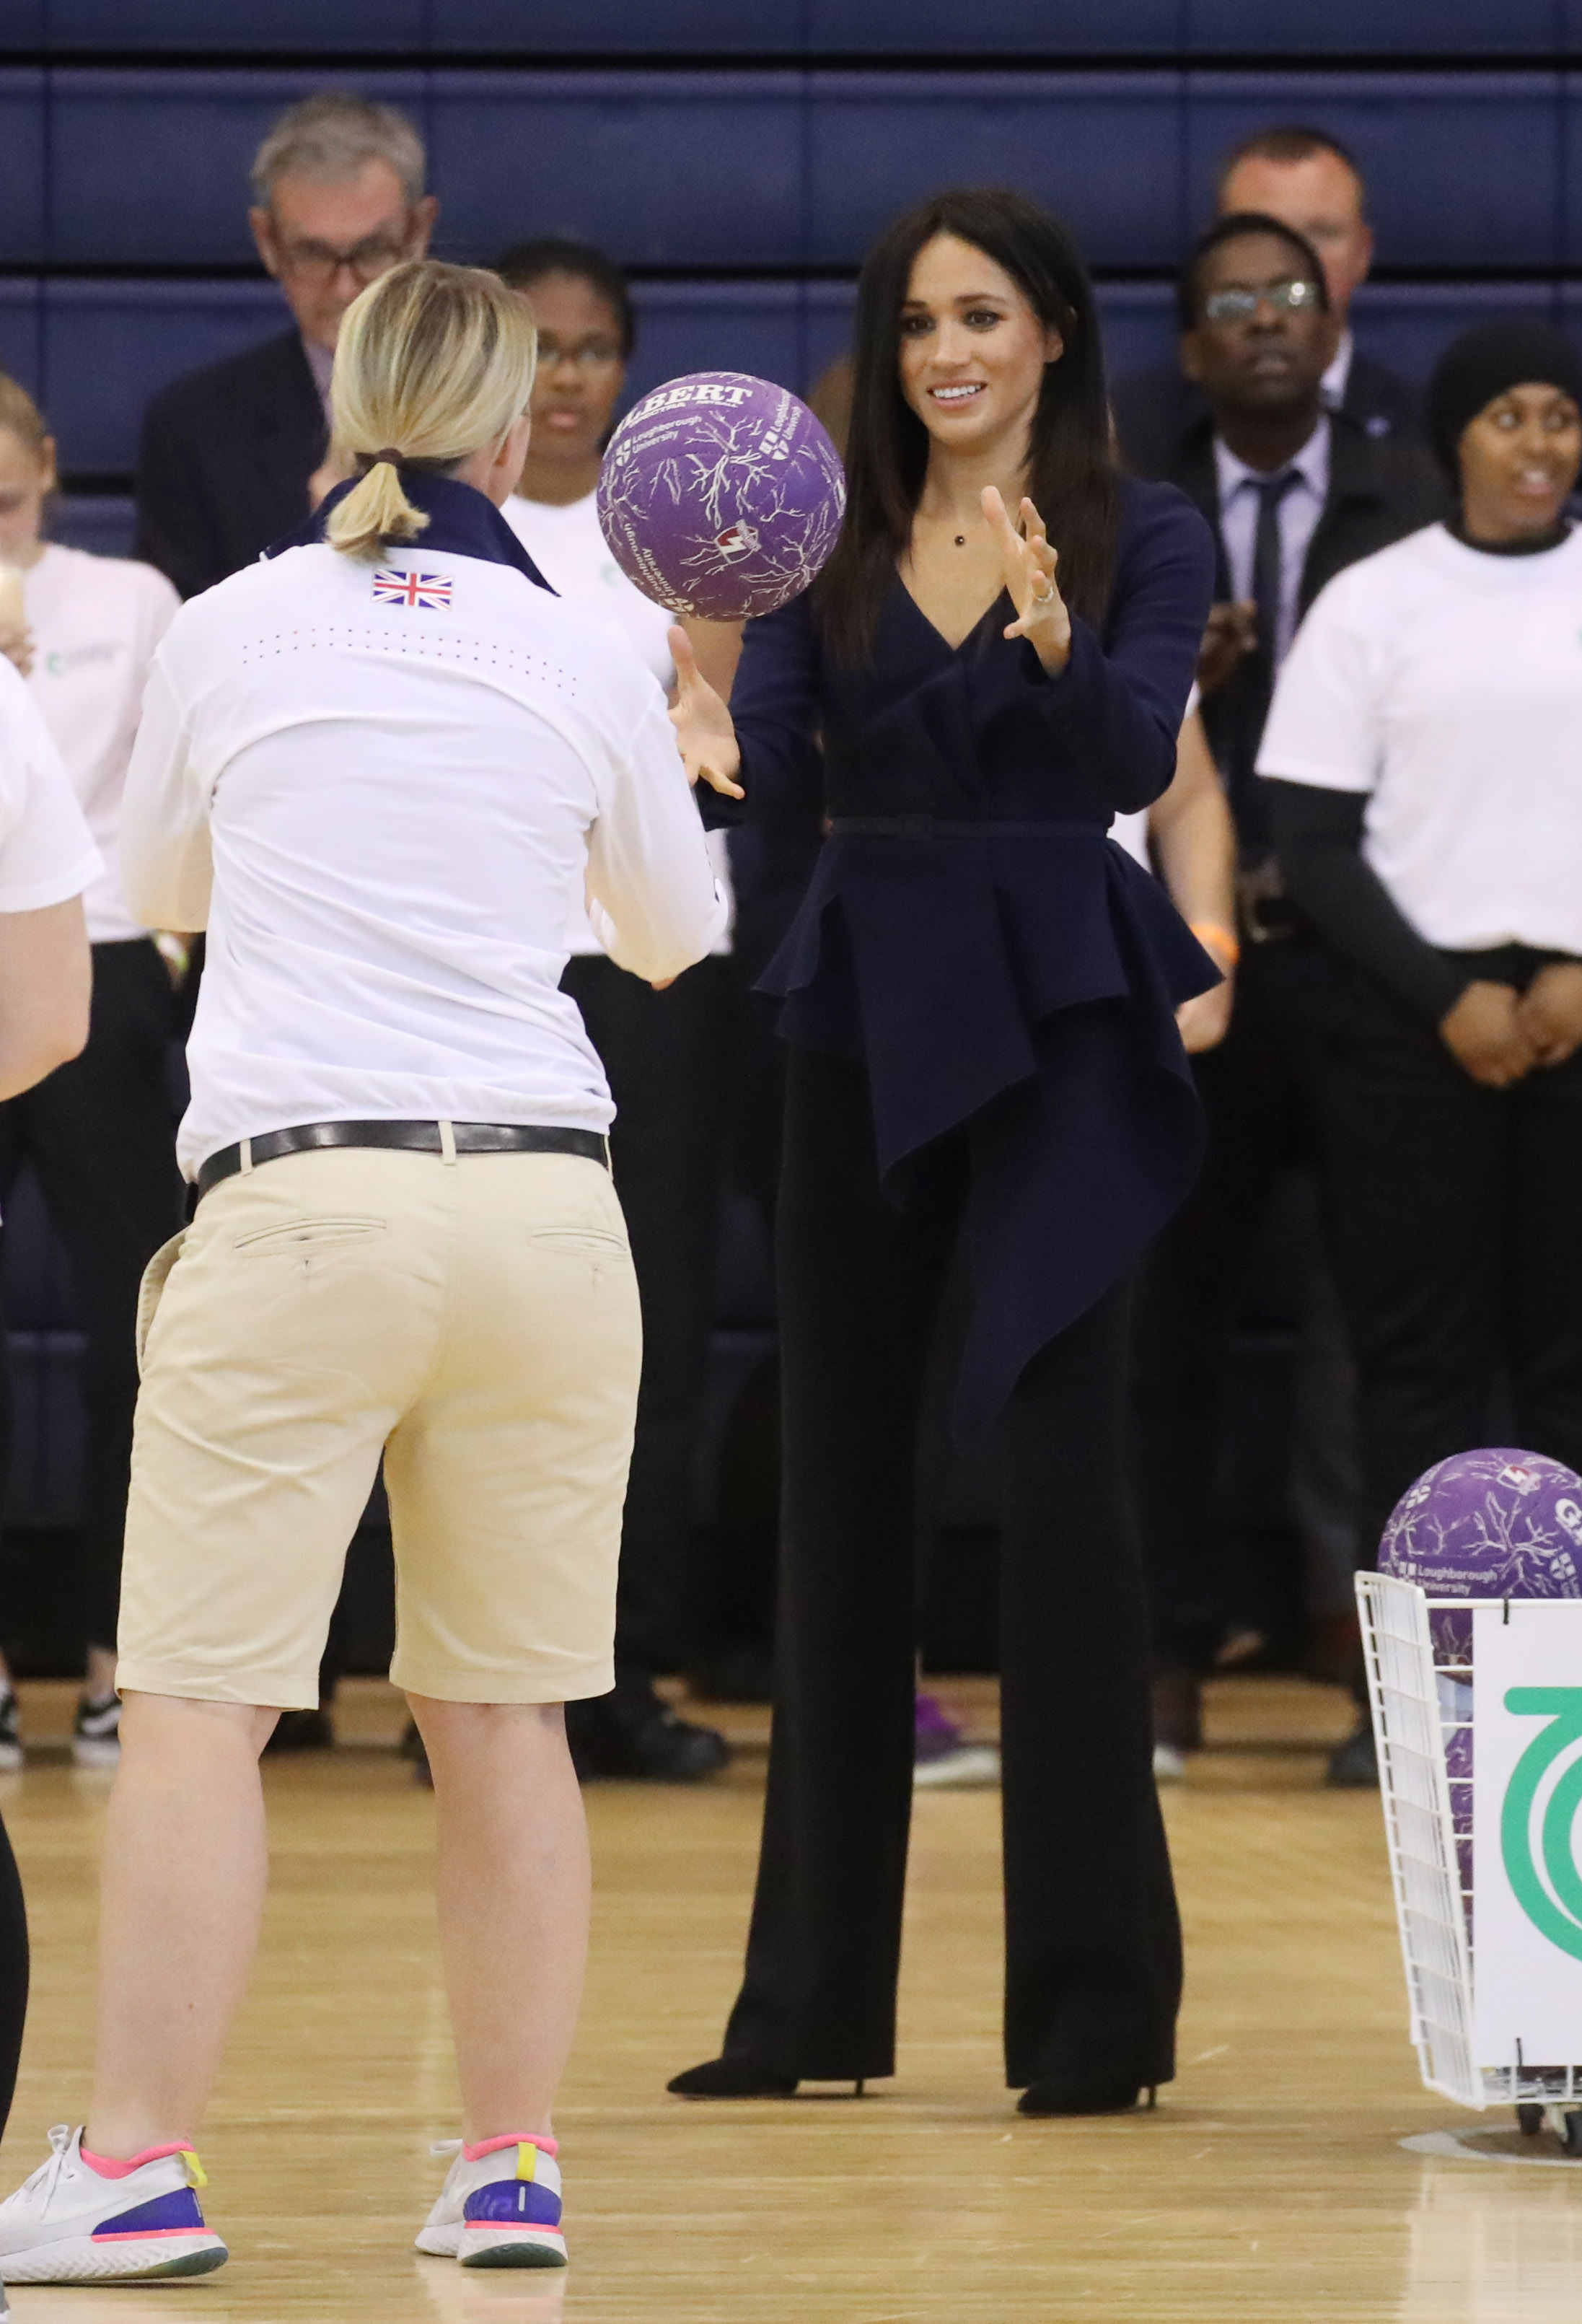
[265,470,558,594]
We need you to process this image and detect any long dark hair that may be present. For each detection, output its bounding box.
[814,188,1118,665]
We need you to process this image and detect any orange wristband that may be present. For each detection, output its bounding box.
[1190,921,1240,970]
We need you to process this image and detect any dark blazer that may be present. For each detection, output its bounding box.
[133,329,326,600]
[1126,406,1450,854]
[1112,345,1420,484]
[720,478,1218,1434]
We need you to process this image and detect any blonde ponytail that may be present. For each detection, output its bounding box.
[326,455,429,562]
[325,259,537,562]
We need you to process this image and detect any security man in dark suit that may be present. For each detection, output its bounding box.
[1113,125,1418,473]
[1123,214,1448,1789]
[134,92,436,600]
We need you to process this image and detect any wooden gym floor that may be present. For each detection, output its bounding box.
[1,1674,1579,2322]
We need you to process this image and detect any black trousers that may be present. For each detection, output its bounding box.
[1130,941,1355,1668]
[0,1811,25,2141]
[0,940,185,1652]
[1313,965,1582,1552]
[561,951,734,1676]
[721,1045,1181,2092]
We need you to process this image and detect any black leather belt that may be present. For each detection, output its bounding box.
[196,1120,609,1199]
[830,816,1108,840]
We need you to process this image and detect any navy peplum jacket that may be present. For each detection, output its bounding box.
[719,475,1219,1437]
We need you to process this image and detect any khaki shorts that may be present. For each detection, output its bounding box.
[116,1145,642,1709]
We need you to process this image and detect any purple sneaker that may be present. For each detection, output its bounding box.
[914,1691,1001,1791]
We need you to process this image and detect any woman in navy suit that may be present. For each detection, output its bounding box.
[667,190,1216,2116]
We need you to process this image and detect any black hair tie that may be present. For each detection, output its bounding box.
[369,448,404,468]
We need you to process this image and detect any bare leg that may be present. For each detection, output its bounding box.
[87,1693,276,2156]
[408,1697,589,2144]
[85,1645,118,1699]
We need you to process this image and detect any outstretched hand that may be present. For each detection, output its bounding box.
[668,624,744,799]
[982,488,1072,675]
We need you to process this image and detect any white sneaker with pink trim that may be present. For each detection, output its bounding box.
[415,2134,566,2268]
[0,2124,227,2281]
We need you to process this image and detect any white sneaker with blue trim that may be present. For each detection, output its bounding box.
[0,2124,226,2281]
[416,2134,566,2268]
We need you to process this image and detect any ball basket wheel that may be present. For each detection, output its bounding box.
[1564,2110,1582,2158]
[1517,2102,1545,2136]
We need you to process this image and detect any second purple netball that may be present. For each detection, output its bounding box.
[596,372,845,621]
[1380,1447,1582,1599]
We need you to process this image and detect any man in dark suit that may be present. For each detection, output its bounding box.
[1114,126,1418,475]
[1126,214,1448,1790]
[134,92,437,600]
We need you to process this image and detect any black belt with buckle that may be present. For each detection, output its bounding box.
[196,1119,609,1199]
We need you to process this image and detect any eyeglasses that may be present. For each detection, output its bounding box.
[271,229,411,286]
[536,334,624,372]
[1202,279,1323,325]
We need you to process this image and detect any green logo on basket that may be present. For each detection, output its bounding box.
[1501,1689,1582,1961]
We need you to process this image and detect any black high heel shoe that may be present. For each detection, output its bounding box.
[667,2057,799,2098]
[667,2058,870,2099]
[1016,2080,1158,2118]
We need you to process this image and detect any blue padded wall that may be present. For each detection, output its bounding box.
[0,74,46,264]
[39,281,282,471]
[1182,0,1576,52]
[0,286,43,403]
[46,69,426,266]
[1186,73,1570,268]
[10,67,1582,273]
[12,0,1582,53]
[803,74,1185,271]
[428,72,805,270]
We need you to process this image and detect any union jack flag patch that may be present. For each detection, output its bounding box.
[373,569,453,609]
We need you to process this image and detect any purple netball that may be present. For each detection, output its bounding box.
[1380,1448,1582,1600]
[597,371,845,621]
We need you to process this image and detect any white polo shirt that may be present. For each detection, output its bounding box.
[503,487,734,955]
[1258,522,1582,954]
[120,533,728,1178]
[22,543,179,942]
[0,656,102,913]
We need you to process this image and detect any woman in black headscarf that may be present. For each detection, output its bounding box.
[1263,320,1582,1770]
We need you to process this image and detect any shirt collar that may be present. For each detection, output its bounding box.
[266,470,558,594]
[302,334,335,423]
[1213,413,1331,506]
[1320,328,1353,411]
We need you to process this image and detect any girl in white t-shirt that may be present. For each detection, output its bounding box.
[0,373,188,1771]
[492,239,736,1782]
[1261,321,1582,1774]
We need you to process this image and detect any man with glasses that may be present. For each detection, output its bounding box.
[133,93,436,600]
[1125,215,1445,1787]
[1115,126,1418,478]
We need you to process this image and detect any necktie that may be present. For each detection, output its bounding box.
[1231,467,1302,853]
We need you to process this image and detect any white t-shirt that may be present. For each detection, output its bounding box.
[22,543,179,942]
[119,536,728,1178]
[1258,523,1582,954]
[0,656,102,914]
[503,488,734,955]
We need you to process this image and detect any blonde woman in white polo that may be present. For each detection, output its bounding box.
[0,260,726,2285]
